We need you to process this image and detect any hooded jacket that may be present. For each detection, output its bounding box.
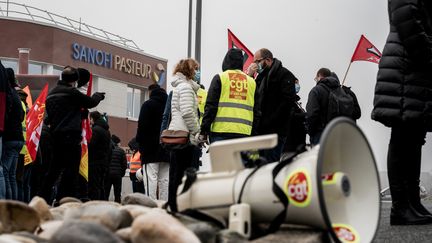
[254,58,296,136]
[168,73,200,142]
[372,0,432,130]
[136,87,169,163]
[89,117,112,167]
[306,76,341,136]
[200,48,260,137]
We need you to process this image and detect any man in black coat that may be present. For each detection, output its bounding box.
[104,135,126,203]
[88,111,112,201]
[136,84,168,200]
[247,48,297,162]
[306,68,361,145]
[372,0,432,225]
[39,66,105,204]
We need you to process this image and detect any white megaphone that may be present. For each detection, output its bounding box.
[177,117,381,243]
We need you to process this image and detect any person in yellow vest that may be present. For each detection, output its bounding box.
[127,138,144,193]
[197,85,207,125]
[15,88,33,202]
[198,48,259,147]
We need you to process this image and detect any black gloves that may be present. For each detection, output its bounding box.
[92,92,105,101]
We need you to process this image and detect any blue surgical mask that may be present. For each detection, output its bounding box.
[257,63,264,74]
[194,70,201,83]
[295,83,300,93]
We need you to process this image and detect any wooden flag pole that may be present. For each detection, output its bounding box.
[341,61,353,86]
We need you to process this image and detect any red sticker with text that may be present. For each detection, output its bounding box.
[333,224,360,243]
[284,169,311,207]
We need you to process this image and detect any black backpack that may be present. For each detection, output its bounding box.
[323,84,354,122]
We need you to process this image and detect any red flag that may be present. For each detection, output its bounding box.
[26,83,48,161]
[351,35,382,64]
[79,73,93,181]
[228,29,254,72]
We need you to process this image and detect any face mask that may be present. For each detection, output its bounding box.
[295,83,300,93]
[194,70,201,84]
[257,63,264,74]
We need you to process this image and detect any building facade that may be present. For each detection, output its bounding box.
[0,15,167,145]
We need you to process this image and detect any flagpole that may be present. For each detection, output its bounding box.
[341,61,352,86]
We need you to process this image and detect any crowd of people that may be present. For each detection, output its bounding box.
[0,47,362,206]
[1,0,432,226]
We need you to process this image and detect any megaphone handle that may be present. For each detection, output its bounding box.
[266,152,298,234]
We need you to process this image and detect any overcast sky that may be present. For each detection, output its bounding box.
[13,0,432,174]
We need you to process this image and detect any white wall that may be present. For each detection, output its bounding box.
[93,76,128,118]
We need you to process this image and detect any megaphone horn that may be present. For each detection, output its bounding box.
[177,117,381,243]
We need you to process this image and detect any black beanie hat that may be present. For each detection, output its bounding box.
[77,68,91,87]
[222,48,244,71]
[62,66,79,83]
[112,134,121,144]
[6,68,19,87]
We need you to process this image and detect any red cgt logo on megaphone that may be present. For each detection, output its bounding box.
[284,169,312,207]
[333,224,360,243]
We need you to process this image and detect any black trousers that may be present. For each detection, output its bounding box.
[130,172,145,193]
[38,138,81,204]
[388,124,426,205]
[168,146,195,212]
[89,164,107,200]
[105,174,123,203]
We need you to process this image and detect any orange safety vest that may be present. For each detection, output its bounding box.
[129,152,141,173]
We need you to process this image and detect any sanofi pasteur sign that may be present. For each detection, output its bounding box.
[72,43,153,79]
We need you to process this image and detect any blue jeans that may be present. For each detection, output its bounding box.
[0,137,5,199]
[259,136,287,163]
[2,140,24,200]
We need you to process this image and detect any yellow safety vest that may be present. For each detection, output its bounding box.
[19,101,33,165]
[210,70,256,135]
[197,88,207,124]
[129,152,141,173]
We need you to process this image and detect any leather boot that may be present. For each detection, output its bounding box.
[390,201,432,225]
[405,143,432,217]
[408,180,432,217]
[387,143,432,225]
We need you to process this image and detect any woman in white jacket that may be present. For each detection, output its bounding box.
[167,58,201,212]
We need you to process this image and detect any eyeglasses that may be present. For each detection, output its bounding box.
[253,58,265,64]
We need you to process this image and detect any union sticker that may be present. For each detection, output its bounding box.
[284,168,311,207]
[332,224,360,243]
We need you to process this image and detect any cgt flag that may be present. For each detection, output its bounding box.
[26,83,49,161]
[228,29,254,72]
[351,35,382,64]
[79,73,93,181]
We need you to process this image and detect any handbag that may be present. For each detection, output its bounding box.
[160,129,190,150]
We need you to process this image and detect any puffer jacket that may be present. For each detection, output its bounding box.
[372,0,432,130]
[89,117,112,167]
[109,142,127,177]
[168,72,200,143]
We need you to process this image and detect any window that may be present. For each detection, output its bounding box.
[1,59,42,74]
[1,59,18,72]
[29,63,42,74]
[127,87,145,119]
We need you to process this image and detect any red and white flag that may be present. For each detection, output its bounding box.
[26,83,48,161]
[79,73,93,181]
[351,35,382,64]
[228,29,254,73]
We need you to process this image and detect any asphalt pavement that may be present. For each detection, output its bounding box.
[373,199,432,243]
